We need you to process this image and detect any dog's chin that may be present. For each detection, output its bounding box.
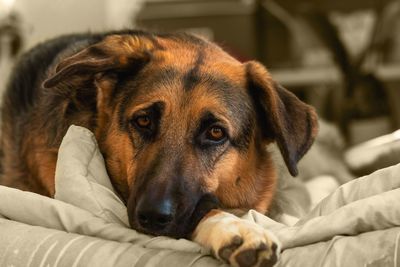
[129,193,220,239]
[131,221,187,239]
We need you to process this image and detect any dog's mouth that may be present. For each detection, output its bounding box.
[128,193,219,238]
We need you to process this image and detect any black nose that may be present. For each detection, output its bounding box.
[136,198,174,232]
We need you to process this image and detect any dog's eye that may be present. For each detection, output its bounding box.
[206,126,226,142]
[134,115,151,128]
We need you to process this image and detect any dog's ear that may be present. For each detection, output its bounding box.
[43,35,153,88]
[246,61,318,176]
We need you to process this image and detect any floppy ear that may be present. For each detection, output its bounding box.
[43,35,153,88]
[246,61,318,176]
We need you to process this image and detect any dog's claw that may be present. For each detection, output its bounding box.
[230,239,279,267]
[259,243,278,267]
[218,235,243,261]
[235,248,258,267]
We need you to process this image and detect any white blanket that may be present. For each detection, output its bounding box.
[0,125,399,267]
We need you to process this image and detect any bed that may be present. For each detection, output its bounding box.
[0,125,399,267]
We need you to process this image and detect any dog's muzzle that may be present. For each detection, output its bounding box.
[128,189,219,238]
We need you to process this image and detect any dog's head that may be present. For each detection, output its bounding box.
[44,32,318,238]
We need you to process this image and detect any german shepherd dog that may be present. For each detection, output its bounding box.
[0,30,318,267]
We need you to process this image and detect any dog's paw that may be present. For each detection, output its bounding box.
[216,228,279,267]
[192,211,280,267]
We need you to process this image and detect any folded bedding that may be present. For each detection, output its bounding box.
[0,125,398,267]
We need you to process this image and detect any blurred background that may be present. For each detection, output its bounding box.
[1,0,400,202]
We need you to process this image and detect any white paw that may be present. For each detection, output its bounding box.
[193,211,280,267]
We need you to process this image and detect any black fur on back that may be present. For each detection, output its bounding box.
[2,30,148,120]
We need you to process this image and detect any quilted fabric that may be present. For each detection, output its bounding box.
[0,125,398,267]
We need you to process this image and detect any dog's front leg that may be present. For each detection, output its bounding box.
[192,209,281,267]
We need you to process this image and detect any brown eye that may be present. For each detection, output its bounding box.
[135,115,151,128]
[207,126,226,141]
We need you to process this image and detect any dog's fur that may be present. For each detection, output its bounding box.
[0,30,318,267]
